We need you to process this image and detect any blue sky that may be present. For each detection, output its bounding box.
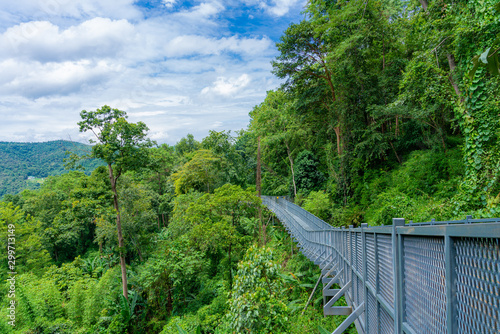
[0,0,305,144]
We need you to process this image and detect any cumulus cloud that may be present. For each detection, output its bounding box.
[0,18,136,62]
[175,1,224,20]
[129,110,166,117]
[201,74,251,96]
[267,0,301,16]
[0,59,122,98]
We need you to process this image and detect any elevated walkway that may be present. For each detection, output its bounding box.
[262,195,500,334]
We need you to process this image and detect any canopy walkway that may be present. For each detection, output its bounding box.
[262,196,500,334]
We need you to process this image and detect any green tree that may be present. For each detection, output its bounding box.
[226,245,288,333]
[118,177,158,262]
[303,190,331,221]
[175,134,200,157]
[294,150,326,195]
[0,202,51,280]
[78,105,154,300]
[183,184,262,287]
[249,90,308,197]
[171,149,224,195]
[202,130,248,187]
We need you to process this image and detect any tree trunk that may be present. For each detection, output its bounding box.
[108,164,129,301]
[166,284,173,316]
[285,141,297,197]
[447,54,462,100]
[136,243,144,262]
[257,136,264,244]
[419,0,428,11]
[228,243,233,290]
[382,39,386,71]
[396,116,399,137]
[334,126,341,155]
[389,141,402,164]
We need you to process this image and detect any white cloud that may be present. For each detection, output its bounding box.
[267,0,300,16]
[176,1,224,20]
[0,18,136,62]
[162,0,176,8]
[243,0,302,17]
[0,0,140,26]
[164,35,272,57]
[0,59,122,98]
[202,74,251,96]
[150,130,169,140]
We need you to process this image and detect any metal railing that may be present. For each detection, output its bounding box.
[262,196,500,334]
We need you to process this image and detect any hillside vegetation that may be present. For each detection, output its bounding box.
[0,1,499,333]
[0,141,104,198]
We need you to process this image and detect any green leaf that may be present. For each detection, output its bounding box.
[487,54,500,76]
[176,323,188,334]
[480,48,491,64]
[319,325,331,334]
[119,294,130,322]
[469,55,481,79]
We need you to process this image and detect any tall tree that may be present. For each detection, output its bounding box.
[78,105,154,300]
[249,90,308,197]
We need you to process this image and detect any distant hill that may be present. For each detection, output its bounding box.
[0,140,104,197]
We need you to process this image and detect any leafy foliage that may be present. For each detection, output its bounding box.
[226,245,289,333]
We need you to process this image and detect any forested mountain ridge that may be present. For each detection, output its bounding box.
[0,140,103,197]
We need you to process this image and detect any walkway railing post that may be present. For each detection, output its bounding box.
[349,225,354,309]
[362,223,368,334]
[374,231,380,331]
[445,234,457,333]
[392,218,405,334]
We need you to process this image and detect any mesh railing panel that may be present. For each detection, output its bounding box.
[367,291,378,334]
[455,237,500,334]
[357,232,363,276]
[403,236,447,333]
[347,231,352,267]
[356,275,363,307]
[377,234,394,306]
[380,304,395,334]
[366,233,376,288]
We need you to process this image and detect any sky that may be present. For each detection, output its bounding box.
[0,0,306,145]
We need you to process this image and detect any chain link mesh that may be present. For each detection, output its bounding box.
[403,236,447,333]
[455,237,500,333]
